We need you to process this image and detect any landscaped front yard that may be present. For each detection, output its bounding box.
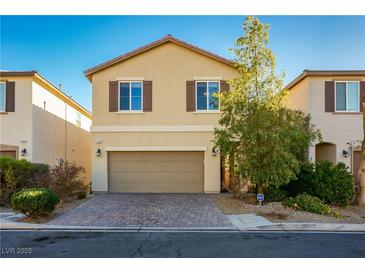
[215,193,365,224]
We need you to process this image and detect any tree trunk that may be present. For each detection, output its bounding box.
[356,103,365,205]
[256,183,264,194]
[229,151,240,195]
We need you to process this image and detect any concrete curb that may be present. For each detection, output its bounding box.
[240,223,365,232]
[0,221,238,232]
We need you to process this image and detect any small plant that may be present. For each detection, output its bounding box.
[282,193,341,217]
[11,188,60,218]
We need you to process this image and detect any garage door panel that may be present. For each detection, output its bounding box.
[108,151,204,193]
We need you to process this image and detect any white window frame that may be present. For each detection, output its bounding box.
[334,81,360,112]
[195,81,220,112]
[118,81,143,112]
[0,82,6,112]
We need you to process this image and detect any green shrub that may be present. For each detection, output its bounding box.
[313,161,355,206]
[282,193,340,217]
[283,160,355,206]
[265,185,287,202]
[0,157,51,207]
[11,188,60,218]
[283,161,316,197]
[0,157,33,206]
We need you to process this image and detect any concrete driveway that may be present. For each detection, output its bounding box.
[48,193,233,228]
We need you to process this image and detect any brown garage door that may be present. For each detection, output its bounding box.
[108,151,204,193]
[0,150,16,159]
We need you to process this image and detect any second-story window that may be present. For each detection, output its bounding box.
[335,81,360,112]
[196,81,220,111]
[0,82,6,112]
[119,81,143,111]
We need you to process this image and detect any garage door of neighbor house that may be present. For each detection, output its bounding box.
[108,151,204,193]
[0,150,16,159]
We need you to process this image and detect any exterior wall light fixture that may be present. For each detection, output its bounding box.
[20,148,27,156]
[342,150,349,158]
[96,148,102,157]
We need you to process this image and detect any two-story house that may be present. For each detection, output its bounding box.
[286,70,365,179]
[0,70,92,184]
[84,35,238,193]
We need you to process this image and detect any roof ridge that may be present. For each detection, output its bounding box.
[84,34,234,79]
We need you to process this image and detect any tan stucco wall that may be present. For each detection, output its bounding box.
[287,75,364,171]
[92,42,238,126]
[0,77,33,161]
[90,42,239,192]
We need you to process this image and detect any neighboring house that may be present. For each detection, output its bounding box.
[84,35,238,193]
[0,70,92,184]
[286,70,365,179]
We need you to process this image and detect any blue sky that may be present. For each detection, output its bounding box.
[1,16,364,111]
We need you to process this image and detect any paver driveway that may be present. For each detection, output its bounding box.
[49,194,233,228]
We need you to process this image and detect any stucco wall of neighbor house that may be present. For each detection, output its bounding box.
[32,81,92,184]
[0,77,33,161]
[92,131,219,193]
[90,41,239,192]
[285,77,310,114]
[288,75,364,172]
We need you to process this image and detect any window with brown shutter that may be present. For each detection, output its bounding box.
[109,81,118,112]
[143,81,152,112]
[360,81,365,112]
[5,81,15,112]
[324,81,335,112]
[186,80,195,112]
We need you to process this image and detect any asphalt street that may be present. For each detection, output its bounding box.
[1,230,365,258]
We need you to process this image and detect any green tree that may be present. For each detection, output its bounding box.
[214,16,320,194]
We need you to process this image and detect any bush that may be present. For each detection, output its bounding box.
[49,161,86,201]
[282,193,340,217]
[265,185,287,202]
[0,157,33,206]
[11,188,60,218]
[283,161,355,206]
[283,161,316,197]
[313,161,355,206]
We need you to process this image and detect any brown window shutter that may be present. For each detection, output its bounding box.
[220,80,230,92]
[186,80,195,112]
[109,81,118,112]
[324,81,335,112]
[143,81,152,112]
[360,81,365,112]
[5,81,15,112]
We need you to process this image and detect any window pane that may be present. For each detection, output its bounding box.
[197,82,207,110]
[208,82,219,110]
[0,83,5,112]
[120,83,130,97]
[335,82,346,111]
[131,82,142,97]
[131,97,142,110]
[120,97,130,110]
[348,82,359,111]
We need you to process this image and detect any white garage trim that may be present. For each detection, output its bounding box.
[90,125,215,132]
[105,146,208,152]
